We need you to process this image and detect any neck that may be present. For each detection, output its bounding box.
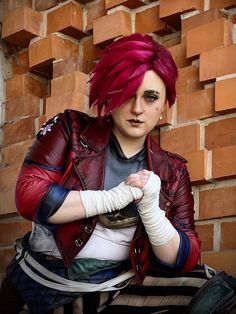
[113,131,146,158]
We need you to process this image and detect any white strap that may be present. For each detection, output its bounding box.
[17,251,134,292]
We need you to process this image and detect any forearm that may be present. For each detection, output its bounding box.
[151,230,180,264]
[48,182,143,224]
[48,190,86,224]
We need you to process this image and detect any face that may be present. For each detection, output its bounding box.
[112,70,167,146]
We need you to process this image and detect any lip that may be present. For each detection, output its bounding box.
[127,119,144,124]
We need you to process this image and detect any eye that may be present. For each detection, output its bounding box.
[143,94,159,103]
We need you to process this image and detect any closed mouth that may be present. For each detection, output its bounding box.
[127,119,144,124]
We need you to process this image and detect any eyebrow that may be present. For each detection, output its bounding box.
[143,90,160,95]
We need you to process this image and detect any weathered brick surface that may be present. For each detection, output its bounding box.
[34,0,59,11]
[181,8,227,36]
[46,92,88,119]
[221,221,236,250]
[135,5,171,35]
[201,250,236,277]
[105,0,144,9]
[4,95,41,122]
[6,74,48,101]
[86,0,106,32]
[47,2,85,38]
[51,71,88,96]
[195,223,214,251]
[209,0,236,9]
[186,18,233,58]
[1,139,32,166]
[2,117,35,146]
[212,145,236,179]
[182,150,209,183]
[93,11,132,46]
[176,65,203,95]
[215,77,236,112]
[29,34,79,78]
[160,124,200,155]
[2,7,43,47]
[0,220,32,246]
[177,88,214,123]
[200,44,236,81]
[205,117,236,150]
[199,185,236,219]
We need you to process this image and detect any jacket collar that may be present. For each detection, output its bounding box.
[80,116,176,182]
[79,115,113,152]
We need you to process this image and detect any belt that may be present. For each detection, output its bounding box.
[14,237,135,293]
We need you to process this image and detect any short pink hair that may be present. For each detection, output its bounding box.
[89,33,178,116]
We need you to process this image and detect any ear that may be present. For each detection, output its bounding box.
[161,100,168,113]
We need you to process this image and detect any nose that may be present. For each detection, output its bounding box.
[131,96,143,115]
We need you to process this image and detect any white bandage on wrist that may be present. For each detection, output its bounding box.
[80,182,143,218]
[138,171,176,246]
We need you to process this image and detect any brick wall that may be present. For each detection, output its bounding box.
[0,0,236,281]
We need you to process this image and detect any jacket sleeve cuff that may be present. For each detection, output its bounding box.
[36,183,70,231]
[152,229,190,271]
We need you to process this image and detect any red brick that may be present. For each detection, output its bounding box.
[135,5,172,35]
[51,71,88,96]
[46,92,88,120]
[215,77,236,112]
[209,0,236,9]
[34,0,59,11]
[93,11,132,47]
[0,165,21,191]
[160,124,200,155]
[29,34,79,78]
[0,248,15,273]
[0,220,32,246]
[86,0,106,32]
[182,150,209,183]
[4,95,41,122]
[221,221,236,250]
[53,57,96,77]
[12,50,29,76]
[200,44,236,81]
[186,18,233,58]
[3,117,35,146]
[168,40,191,68]
[199,185,236,219]
[1,139,32,166]
[6,74,48,101]
[195,224,214,251]
[2,7,43,48]
[176,65,203,95]
[201,250,236,277]
[159,0,204,30]
[82,36,103,61]
[177,88,215,123]
[0,188,17,216]
[212,145,236,179]
[163,35,181,48]
[47,2,85,39]
[1,0,32,18]
[205,117,236,150]
[105,0,144,9]
[181,8,227,36]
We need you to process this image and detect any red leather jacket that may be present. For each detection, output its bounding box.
[16,110,200,282]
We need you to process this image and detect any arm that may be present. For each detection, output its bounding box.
[127,170,180,265]
[16,115,143,228]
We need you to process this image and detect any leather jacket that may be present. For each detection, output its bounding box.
[16,110,200,283]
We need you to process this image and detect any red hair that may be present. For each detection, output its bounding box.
[89,33,178,116]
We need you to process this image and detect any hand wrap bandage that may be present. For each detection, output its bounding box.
[138,172,176,246]
[80,182,143,218]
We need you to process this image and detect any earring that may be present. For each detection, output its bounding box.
[159,115,163,120]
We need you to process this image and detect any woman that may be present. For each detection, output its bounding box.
[0,33,200,314]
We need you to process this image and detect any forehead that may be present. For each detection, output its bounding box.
[137,70,166,93]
